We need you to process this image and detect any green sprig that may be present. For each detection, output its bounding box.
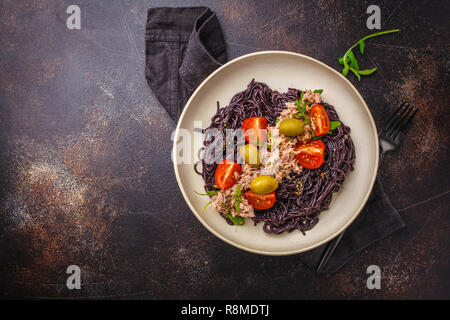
[339,29,400,81]
[225,213,244,225]
[232,185,243,214]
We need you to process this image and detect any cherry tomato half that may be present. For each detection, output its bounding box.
[215,159,242,190]
[243,190,276,210]
[242,117,268,146]
[294,140,325,169]
[311,104,330,136]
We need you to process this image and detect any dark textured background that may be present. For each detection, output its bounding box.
[0,0,449,299]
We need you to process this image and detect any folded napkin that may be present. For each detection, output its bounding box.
[145,7,405,276]
[145,7,226,120]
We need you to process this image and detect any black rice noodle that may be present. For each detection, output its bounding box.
[194,80,355,234]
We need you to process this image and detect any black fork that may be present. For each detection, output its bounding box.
[316,101,417,275]
[379,102,418,164]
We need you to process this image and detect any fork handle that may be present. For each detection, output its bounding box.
[379,150,386,166]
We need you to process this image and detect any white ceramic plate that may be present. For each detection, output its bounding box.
[172,51,379,255]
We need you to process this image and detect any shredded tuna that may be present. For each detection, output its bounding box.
[303,90,322,105]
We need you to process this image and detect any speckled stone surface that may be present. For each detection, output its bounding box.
[0,0,448,299]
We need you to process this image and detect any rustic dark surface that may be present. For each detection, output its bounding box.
[0,0,449,299]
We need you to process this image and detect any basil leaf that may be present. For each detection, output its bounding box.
[358,67,377,75]
[225,213,244,225]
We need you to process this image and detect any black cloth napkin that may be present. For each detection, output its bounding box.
[145,7,405,276]
[145,7,226,120]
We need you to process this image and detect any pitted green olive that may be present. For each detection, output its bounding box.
[250,175,279,194]
[279,118,305,136]
[239,144,261,166]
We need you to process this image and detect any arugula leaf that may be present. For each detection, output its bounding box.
[358,68,377,75]
[329,121,342,130]
[294,98,311,126]
[348,50,359,70]
[359,40,365,54]
[338,29,400,81]
[312,121,341,139]
[195,189,219,196]
[313,89,323,94]
[349,67,361,81]
[342,63,349,76]
[202,201,212,214]
[225,213,244,225]
[232,185,243,214]
[195,185,220,196]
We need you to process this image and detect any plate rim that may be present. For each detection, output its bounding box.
[172,50,379,256]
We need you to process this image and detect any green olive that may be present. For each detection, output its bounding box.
[279,118,305,136]
[250,175,279,194]
[239,144,261,166]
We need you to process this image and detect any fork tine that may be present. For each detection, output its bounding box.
[381,102,408,135]
[385,102,410,136]
[393,107,418,140]
[388,103,413,138]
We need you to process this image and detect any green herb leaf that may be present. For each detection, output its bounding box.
[225,213,244,225]
[202,201,212,214]
[348,50,359,70]
[349,67,361,81]
[338,29,399,81]
[232,185,243,214]
[195,189,220,196]
[329,121,342,131]
[313,89,323,94]
[359,40,365,54]
[342,64,349,76]
[358,67,377,75]
[275,117,280,125]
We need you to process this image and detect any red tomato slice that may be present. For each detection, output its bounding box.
[243,190,276,210]
[242,117,268,146]
[311,104,330,136]
[215,159,242,190]
[294,140,325,169]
